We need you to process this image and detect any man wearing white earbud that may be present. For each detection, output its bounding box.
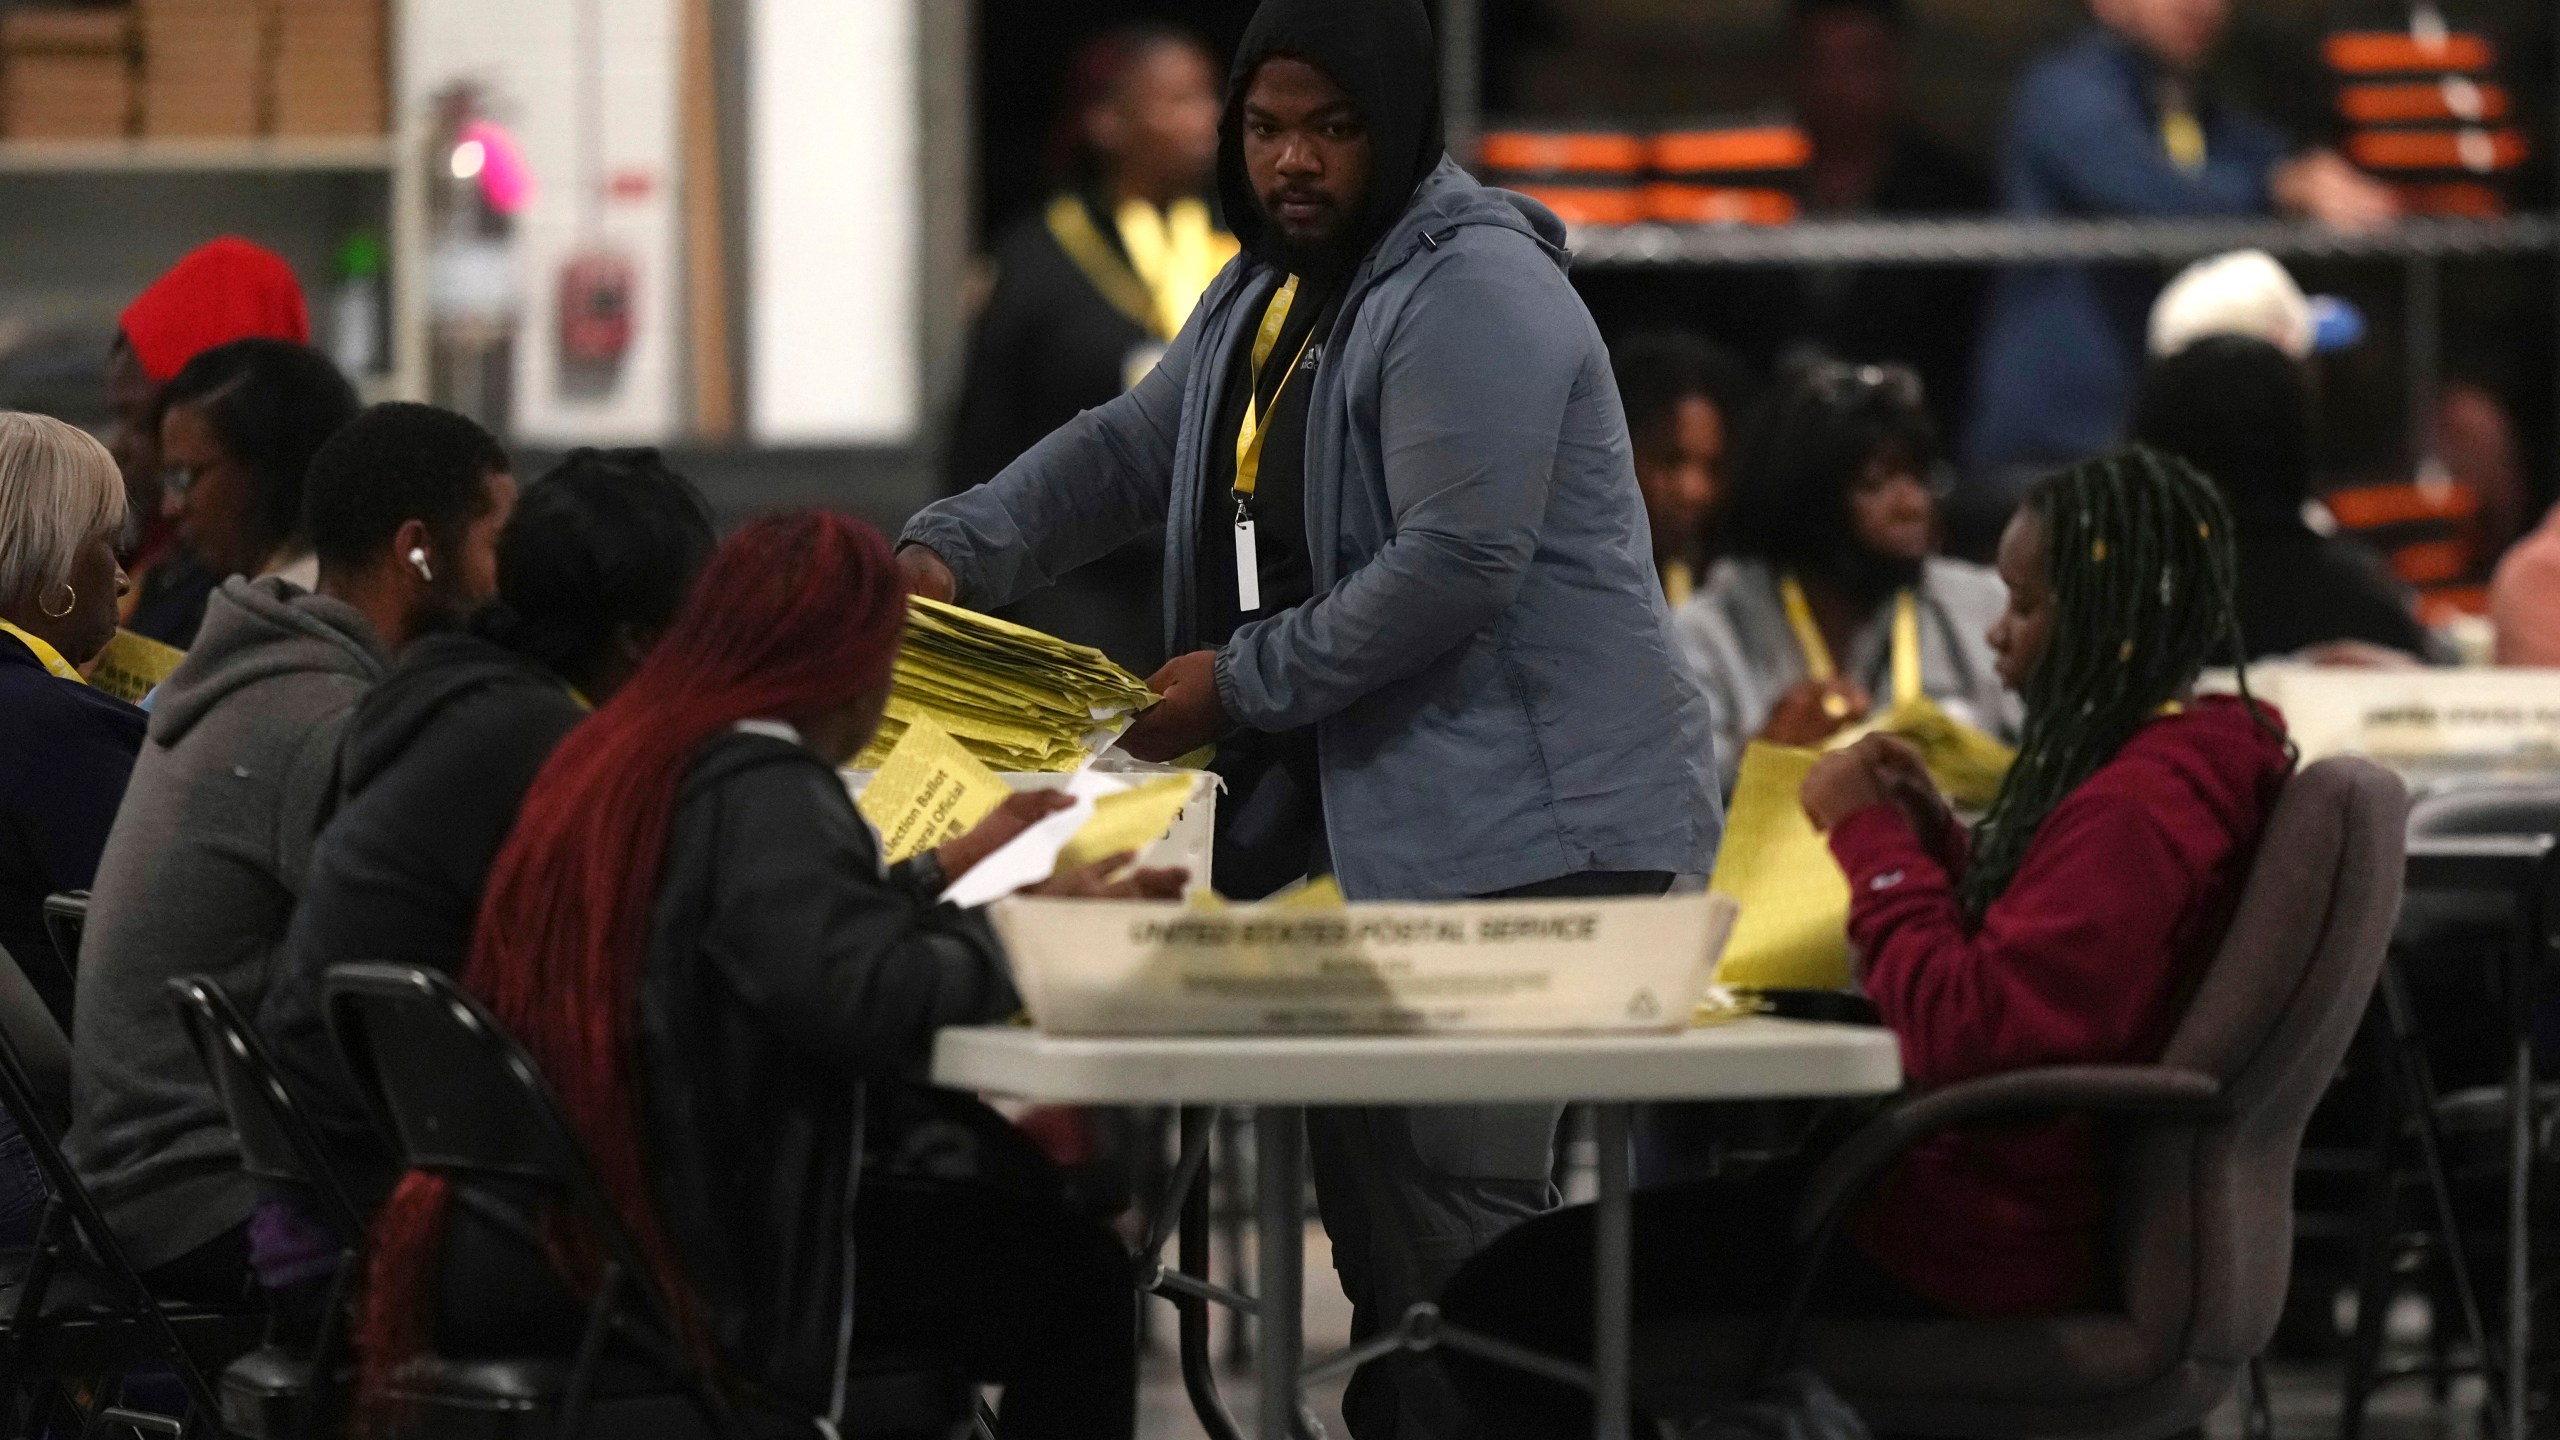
[69,402,517,1303]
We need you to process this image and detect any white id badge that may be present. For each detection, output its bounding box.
[1233,517,1262,612]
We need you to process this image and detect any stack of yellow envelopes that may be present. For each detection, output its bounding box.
[856,598,1158,773]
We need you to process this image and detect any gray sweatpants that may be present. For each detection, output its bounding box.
[1307,1103,1563,1440]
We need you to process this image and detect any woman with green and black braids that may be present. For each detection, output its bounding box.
[1438,449,2296,1439]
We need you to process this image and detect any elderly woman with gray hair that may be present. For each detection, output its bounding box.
[0,412,143,1020]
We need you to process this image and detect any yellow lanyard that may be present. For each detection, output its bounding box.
[2161,109,2207,175]
[0,621,82,683]
[1233,276,1321,500]
[1778,575,1922,708]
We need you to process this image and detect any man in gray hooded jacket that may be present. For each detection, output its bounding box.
[899,1,1718,1432]
[67,403,514,1303]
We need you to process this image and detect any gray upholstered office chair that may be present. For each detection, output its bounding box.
[1630,755,2408,1440]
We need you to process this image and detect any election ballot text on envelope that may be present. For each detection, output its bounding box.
[994,890,1738,1035]
[88,629,186,706]
[854,715,1012,864]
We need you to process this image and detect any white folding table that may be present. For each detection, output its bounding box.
[932,1020,1903,1440]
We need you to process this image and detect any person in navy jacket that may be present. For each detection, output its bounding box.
[0,413,145,1248]
[1960,0,2398,549]
[0,412,144,1019]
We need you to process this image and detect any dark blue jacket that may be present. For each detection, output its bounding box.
[1966,29,2291,478]
[0,633,145,1011]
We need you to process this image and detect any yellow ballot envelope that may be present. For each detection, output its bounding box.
[857,598,1158,773]
[1832,695,2015,812]
[855,715,1012,864]
[87,629,185,706]
[1706,742,1853,993]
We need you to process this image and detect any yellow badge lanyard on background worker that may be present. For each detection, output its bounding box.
[1779,574,1922,716]
[2157,79,2207,175]
[0,620,81,683]
[1231,275,1320,615]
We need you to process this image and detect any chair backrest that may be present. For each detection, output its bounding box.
[322,963,684,1333]
[2117,756,2407,1365]
[30,892,87,1031]
[39,891,84,975]
[0,944,179,1283]
[167,975,369,1245]
[2407,781,2560,842]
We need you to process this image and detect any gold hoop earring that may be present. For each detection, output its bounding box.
[37,585,74,620]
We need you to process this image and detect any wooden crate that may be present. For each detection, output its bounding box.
[138,0,268,138]
[0,8,135,141]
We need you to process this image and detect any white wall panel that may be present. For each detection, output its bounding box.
[746,0,920,445]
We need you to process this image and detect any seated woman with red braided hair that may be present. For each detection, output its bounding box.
[353,510,1179,1440]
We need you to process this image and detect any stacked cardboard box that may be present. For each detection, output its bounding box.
[0,7,135,141]
[137,0,265,137]
[272,0,382,136]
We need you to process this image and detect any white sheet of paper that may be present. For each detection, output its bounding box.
[1234,518,1262,612]
[939,769,1130,909]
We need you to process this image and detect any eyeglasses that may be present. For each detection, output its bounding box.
[158,458,229,502]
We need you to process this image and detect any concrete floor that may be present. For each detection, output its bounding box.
[1124,1231,2501,1439]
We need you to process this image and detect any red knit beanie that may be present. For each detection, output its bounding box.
[119,237,312,382]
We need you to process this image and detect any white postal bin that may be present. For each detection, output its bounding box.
[992,891,1737,1036]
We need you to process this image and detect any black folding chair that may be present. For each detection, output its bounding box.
[323,962,973,1440]
[168,976,369,1440]
[0,943,265,1436]
[35,892,87,1031]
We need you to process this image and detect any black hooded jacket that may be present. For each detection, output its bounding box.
[259,631,589,1192]
[1217,0,1444,275]
[1193,0,1451,649]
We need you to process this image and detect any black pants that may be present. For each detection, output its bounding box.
[439,1175,1136,1440]
[1433,1168,1942,1440]
[848,1175,1136,1439]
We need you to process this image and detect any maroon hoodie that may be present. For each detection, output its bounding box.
[1825,696,2293,1317]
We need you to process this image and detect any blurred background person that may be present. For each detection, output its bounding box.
[104,239,311,633]
[944,23,1232,675]
[1961,0,2400,553]
[2492,492,2560,666]
[0,413,139,1023]
[1775,0,1992,449]
[0,413,134,1254]
[1678,363,2013,791]
[132,340,360,646]
[1610,331,1757,605]
[2133,334,2433,662]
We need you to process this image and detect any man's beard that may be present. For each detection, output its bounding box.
[1259,204,1360,280]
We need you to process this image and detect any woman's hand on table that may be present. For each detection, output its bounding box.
[1030,852,1190,900]
[937,791,1076,880]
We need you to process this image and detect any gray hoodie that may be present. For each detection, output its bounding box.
[904,158,1723,899]
[68,576,387,1270]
